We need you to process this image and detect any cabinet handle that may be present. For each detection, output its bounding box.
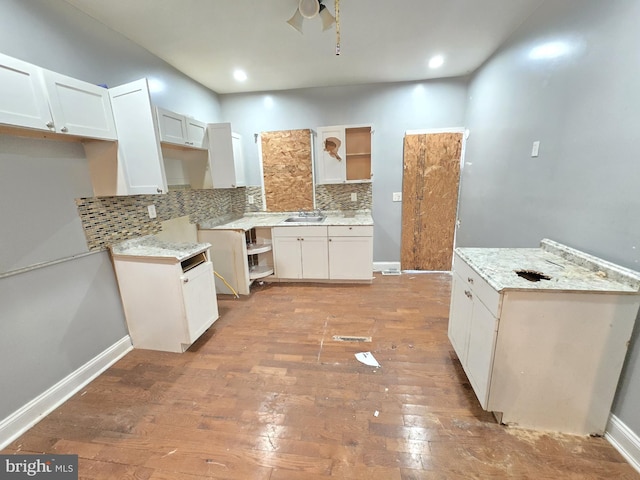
[46,121,55,129]
[300,238,304,241]
[464,290,472,299]
[156,188,163,193]
[183,278,189,283]
[467,277,474,284]
[60,126,68,133]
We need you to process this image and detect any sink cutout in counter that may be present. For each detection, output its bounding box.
[515,270,551,282]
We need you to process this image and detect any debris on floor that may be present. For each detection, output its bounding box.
[355,351,381,367]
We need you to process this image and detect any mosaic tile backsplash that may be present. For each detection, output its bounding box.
[77,182,372,251]
[77,188,246,251]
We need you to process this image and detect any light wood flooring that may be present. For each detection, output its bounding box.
[3,273,638,479]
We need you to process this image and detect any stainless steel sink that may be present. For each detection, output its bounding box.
[283,215,326,223]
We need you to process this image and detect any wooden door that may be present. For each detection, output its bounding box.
[401,132,462,270]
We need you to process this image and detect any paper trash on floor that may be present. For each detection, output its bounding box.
[355,352,381,367]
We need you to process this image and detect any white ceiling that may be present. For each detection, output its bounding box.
[63,0,544,94]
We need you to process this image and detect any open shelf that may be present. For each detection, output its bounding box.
[249,265,274,280]
[247,241,272,255]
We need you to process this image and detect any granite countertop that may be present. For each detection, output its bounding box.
[111,235,211,262]
[455,239,640,294]
[198,210,374,231]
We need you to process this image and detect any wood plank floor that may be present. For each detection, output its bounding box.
[3,274,638,479]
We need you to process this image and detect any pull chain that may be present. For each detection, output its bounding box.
[335,0,340,55]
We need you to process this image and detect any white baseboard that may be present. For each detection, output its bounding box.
[606,413,640,474]
[0,336,132,450]
[373,261,401,272]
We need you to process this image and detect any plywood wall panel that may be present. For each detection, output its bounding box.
[401,132,462,271]
[261,129,314,212]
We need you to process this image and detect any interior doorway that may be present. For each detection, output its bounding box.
[401,130,464,271]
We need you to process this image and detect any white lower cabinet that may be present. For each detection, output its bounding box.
[272,226,328,279]
[328,225,373,280]
[112,250,219,353]
[448,252,639,435]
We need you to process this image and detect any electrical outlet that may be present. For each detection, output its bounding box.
[147,205,157,219]
[531,141,540,157]
[351,192,358,201]
[248,195,255,205]
[392,192,402,202]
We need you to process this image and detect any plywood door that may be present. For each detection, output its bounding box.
[261,129,314,212]
[401,132,462,270]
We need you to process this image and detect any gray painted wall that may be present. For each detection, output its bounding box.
[459,0,640,433]
[220,80,469,262]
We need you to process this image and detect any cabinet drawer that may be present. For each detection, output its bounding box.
[328,225,373,237]
[272,226,328,237]
[453,254,501,315]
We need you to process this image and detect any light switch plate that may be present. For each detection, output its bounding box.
[531,141,540,157]
[147,205,157,219]
[392,192,402,202]
[248,195,255,204]
[351,192,358,201]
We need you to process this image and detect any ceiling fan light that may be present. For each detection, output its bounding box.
[287,8,304,33]
[319,5,335,31]
[298,0,320,19]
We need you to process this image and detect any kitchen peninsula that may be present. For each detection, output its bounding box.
[449,239,640,435]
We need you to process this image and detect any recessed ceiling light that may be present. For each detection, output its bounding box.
[428,55,444,69]
[233,69,247,82]
[529,41,571,60]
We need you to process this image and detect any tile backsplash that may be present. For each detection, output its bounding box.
[77,188,246,250]
[76,182,372,251]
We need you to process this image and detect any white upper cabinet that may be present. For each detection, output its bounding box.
[316,124,372,184]
[105,78,167,195]
[41,70,117,140]
[156,106,206,148]
[0,53,52,131]
[0,53,117,140]
[207,122,246,188]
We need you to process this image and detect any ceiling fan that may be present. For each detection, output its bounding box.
[287,0,336,33]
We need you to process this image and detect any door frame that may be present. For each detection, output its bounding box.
[402,127,469,271]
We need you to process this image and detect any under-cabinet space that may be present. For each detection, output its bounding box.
[161,144,212,190]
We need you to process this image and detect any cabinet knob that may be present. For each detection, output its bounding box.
[464,290,472,299]
[156,188,163,193]
[183,278,189,283]
[467,277,474,284]
[60,126,68,133]
[46,121,55,129]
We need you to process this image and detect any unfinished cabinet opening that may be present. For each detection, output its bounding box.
[345,126,371,181]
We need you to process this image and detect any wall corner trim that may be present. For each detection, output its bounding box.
[0,336,133,450]
[606,413,640,474]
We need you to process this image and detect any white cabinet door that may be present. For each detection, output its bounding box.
[185,117,206,148]
[328,236,373,280]
[465,295,499,410]
[106,79,167,195]
[316,126,346,184]
[274,236,303,279]
[181,261,218,344]
[231,132,246,187]
[300,236,329,279]
[0,53,52,131]
[447,273,473,365]
[42,69,117,140]
[208,123,245,188]
[156,106,188,145]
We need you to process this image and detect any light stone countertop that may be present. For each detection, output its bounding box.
[455,239,640,294]
[198,210,374,231]
[111,235,211,262]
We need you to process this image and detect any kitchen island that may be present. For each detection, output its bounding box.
[449,239,640,435]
